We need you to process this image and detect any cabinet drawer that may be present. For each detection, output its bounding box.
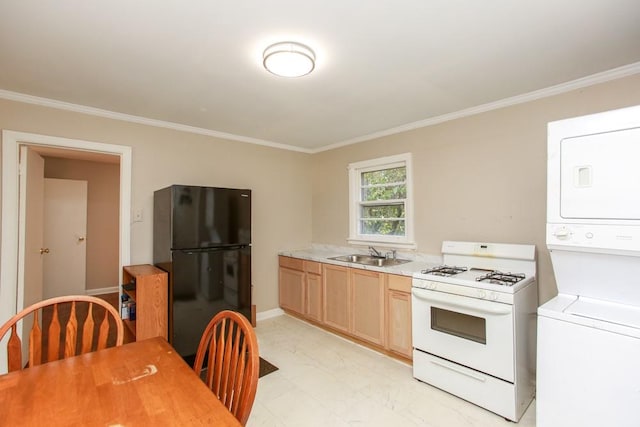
[279,256,304,271]
[304,260,322,275]
[387,274,412,292]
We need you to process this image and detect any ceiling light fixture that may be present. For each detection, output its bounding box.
[263,42,315,77]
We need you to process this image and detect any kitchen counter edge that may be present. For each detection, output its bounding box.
[278,247,439,277]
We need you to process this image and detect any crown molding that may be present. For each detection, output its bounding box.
[313,61,640,153]
[0,89,313,154]
[2,61,639,155]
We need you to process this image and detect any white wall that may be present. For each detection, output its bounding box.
[2,73,639,313]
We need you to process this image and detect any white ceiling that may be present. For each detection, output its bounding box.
[1,1,639,152]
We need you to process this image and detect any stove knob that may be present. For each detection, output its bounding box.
[428,282,437,290]
[477,290,486,299]
[489,292,499,301]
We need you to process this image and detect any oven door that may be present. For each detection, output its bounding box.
[412,287,514,382]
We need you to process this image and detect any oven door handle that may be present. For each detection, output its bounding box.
[412,288,511,315]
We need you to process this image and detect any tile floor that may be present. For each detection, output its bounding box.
[248,314,536,427]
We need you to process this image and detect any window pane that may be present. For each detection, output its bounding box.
[361,204,405,219]
[361,167,406,186]
[349,153,412,244]
[361,184,406,202]
[431,307,486,344]
[360,219,405,236]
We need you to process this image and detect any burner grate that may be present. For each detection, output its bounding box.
[422,265,468,277]
[475,271,525,287]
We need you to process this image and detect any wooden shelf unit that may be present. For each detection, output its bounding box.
[122,264,168,341]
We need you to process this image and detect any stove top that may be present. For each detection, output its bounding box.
[475,271,526,287]
[413,265,534,293]
[412,241,537,294]
[421,265,468,277]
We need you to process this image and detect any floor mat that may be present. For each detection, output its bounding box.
[259,357,278,378]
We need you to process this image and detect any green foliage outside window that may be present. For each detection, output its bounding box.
[359,166,406,236]
[361,219,406,236]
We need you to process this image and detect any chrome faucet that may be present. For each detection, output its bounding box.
[368,246,383,258]
[385,249,397,260]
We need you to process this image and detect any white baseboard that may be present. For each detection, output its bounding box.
[256,308,284,323]
[86,286,119,296]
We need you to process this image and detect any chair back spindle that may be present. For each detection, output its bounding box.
[0,295,124,373]
[193,311,259,426]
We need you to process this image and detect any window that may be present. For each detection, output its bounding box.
[348,153,415,248]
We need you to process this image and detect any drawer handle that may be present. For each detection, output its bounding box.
[412,288,511,315]
[430,359,486,382]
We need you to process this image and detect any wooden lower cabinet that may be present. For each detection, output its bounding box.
[305,269,323,322]
[279,267,305,313]
[279,257,324,321]
[278,258,305,314]
[385,274,412,358]
[351,269,385,346]
[322,264,350,333]
[279,256,413,361]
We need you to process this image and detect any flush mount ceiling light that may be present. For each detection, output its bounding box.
[263,42,315,77]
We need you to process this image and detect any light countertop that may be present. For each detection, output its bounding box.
[278,244,442,277]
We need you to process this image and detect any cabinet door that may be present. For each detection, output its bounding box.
[351,269,385,346]
[305,273,323,322]
[323,264,350,333]
[387,290,412,358]
[279,267,305,314]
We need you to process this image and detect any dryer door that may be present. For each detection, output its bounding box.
[559,127,640,220]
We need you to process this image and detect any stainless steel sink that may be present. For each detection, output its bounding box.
[328,254,410,267]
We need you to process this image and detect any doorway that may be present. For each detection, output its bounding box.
[42,156,121,297]
[1,131,132,370]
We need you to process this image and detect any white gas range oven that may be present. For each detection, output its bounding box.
[412,241,537,422]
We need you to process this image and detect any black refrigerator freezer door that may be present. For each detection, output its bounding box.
[157,185,251,250]
[170,247,251,359]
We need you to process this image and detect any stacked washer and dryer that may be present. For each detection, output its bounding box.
[539,105,640,426]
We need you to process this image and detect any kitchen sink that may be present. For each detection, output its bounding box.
[328,254,410,267]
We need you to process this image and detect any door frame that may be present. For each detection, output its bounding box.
[1,130,131,325]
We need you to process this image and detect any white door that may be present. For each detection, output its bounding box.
[43,178,88,298]
[18,147,46,310]
[16,147,46,363]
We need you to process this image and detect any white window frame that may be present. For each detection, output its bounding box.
[347,153,416,249]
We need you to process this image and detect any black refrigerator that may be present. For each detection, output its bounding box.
[153,185,251,361]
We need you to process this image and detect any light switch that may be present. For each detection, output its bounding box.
[133,208,143,222]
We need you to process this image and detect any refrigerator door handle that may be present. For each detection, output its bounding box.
[180,245,248,254]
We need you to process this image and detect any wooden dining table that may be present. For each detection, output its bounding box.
[0,337,242,426]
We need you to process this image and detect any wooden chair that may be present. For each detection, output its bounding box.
[0,295,124,373]
[193,310,259,426]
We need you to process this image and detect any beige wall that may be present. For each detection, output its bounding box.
[2,73,639,312]
[311,74,640,304]
[44,157,120,291]
[0,99,313,312]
